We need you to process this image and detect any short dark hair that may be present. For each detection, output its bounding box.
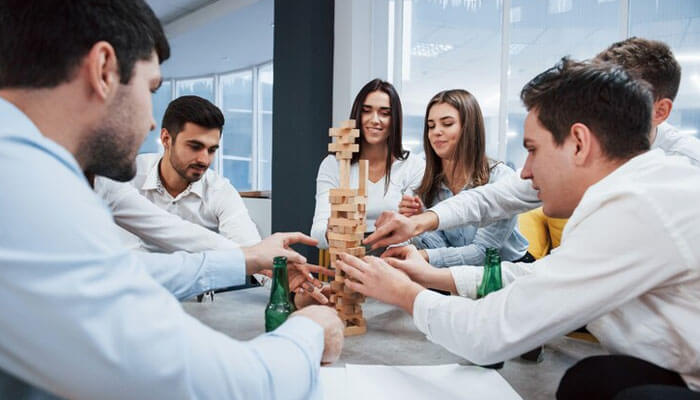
[0,0,170,89]
[521,57,653,160]
[162,96,225,140]
[593,37,681,101]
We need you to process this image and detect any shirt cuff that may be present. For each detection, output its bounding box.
[449,266,482,298]
[428,204,455,231]
[425,248,443,267]
[412,289,445,339]
[201,248,247,291]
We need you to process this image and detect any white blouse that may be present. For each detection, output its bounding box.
[310,152,425,248]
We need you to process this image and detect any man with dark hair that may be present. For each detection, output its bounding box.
[338,59,700,398]
[97,95,261,252]
[0,1,342,399]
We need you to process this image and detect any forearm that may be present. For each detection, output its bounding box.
[419,268,457,294]
[410,211,440,237]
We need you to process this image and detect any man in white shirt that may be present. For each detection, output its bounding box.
[0,1,342,398]
[366,37,700,246]
[96,95,261,251]
[338,59,700,399]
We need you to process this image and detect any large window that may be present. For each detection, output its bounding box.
[388,0,700,169]
[143,62,273,191]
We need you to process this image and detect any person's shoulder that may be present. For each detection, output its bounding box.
[203,168,238,193]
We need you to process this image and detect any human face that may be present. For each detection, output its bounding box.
[361,90,392,146]
[520,110,578,218]
[83,52,161,182]
[427,102,461,160]
[166,122,220,183]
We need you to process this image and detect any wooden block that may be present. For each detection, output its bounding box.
[329,246,365,257]
[338,133,359,144]
[331,210,341,218]
[339,159,350,188]
[329,143,359,153]
[329,126,359,137]
[330,188,357,197]
[328,218,361,227]
[344,324,367,336]
[336,151,353,159]
[329,196,346,204]
[352,224,367,234]
[358,159,369,196]
[339,310,363,321]
[329,239,359,248]
[330,280,343,292]
[331,203,360,212]
[328,232,364,242]
[340,120,356,129]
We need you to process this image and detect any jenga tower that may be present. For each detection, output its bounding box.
[327,119,369,336]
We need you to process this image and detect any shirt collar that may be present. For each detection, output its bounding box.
[141,156,205,199]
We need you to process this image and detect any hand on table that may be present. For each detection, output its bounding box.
[335,253,424,315]
[292,305,344,364]
[398,194,424,217]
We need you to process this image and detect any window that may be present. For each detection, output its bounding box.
[388,0,699,169]
[147,62,273,190]
[630,0,700,140]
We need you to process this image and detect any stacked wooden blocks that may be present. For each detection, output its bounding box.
[328,120,369,336]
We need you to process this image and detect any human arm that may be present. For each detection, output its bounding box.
[211,178,262,246]
[310,156,338,249]
[95,176,239,252]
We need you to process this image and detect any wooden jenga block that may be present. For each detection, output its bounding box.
[331,203,360,212]
[329,246,365,257]
[329,239,358,248]
[328,218,361,227]
[339,159,350,188]
[328,232,364,242]
[339,309,363,321]
[331,210,341,218]
[340,120,356,129]
[344,324,367,336]
[330,188,357,197]
[336,151,354,160]
[338,132,360,144]
[329,195,346,204]
[352,224,367,234]
[329,142,360,153]
[330,280,343,292]
[358,159,369,196]
[328,126,359,137]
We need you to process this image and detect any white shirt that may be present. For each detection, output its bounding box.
[96,153,261,252]
[311,153,425,248]
[0,97,323,399]
[413,150,700,389]
[430,122,700,230]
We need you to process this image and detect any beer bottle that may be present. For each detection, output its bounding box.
[265,256,296,332]
[477,248,505,369]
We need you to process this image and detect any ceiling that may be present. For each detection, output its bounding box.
[146,0,219,24]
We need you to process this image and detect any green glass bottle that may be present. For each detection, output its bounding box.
[265,256,296,332]
[477,248,505,369]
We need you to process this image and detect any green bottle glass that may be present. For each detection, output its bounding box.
[477,248,505,369]
[265,256,296,332]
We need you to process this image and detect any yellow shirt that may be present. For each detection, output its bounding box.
[518,207,567,259]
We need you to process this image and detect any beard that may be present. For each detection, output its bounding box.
[80,89,143,182]
[169,148,206,184]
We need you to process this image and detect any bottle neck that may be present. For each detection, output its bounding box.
[270,263,291,303]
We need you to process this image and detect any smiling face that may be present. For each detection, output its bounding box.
[520,110,579,218]
[427,102,461,160]
[163,122,220,183]
[360,90,392,146]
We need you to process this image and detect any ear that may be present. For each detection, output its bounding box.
[161,128,172,151]
[569,123,594,166]
[84,41,119,102]
[652,98,673,125]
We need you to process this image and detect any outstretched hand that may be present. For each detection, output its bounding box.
[363,211,418,250]
[242,232,318,274]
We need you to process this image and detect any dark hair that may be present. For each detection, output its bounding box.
[162,96,225,140]
[521,57,653,160]
[417,89,492,208]
[593,37,681,101]
[0,0,170,88]
[348,79,408,192]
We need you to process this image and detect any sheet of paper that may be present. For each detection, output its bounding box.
[320,367,347,400]
[320,364,522,400]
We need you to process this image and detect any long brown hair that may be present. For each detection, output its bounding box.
[348,79,408,192]
[416,89,491,207]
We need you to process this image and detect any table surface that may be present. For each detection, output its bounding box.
[183,287,605,400]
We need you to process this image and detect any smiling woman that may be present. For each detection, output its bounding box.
[310,79,425,249]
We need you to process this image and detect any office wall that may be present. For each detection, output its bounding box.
[272,0,334,263]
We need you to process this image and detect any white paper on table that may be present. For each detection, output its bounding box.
[320,367,347,400]
[320,364,522,400]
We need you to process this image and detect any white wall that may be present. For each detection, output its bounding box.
[242,197,271,238]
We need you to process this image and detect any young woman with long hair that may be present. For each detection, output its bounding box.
[399,89,530,266]
[311,79,424,248]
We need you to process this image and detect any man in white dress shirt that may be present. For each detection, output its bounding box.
[339,59,700,399]
[96,95,261,251]
[0,1,342,398]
